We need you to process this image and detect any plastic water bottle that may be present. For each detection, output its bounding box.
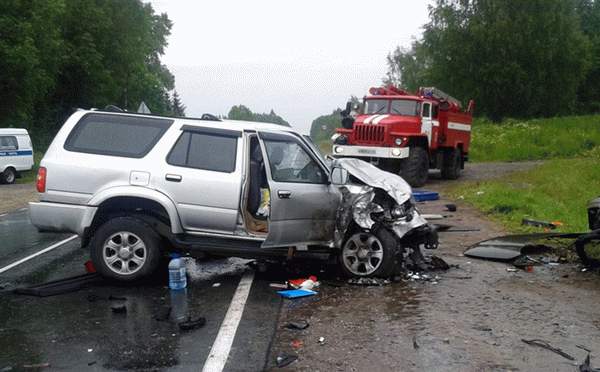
[168,254,187,290]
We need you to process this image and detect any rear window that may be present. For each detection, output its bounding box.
[64,113,173,158]
[167,126,240,173]
[0,136,18,150]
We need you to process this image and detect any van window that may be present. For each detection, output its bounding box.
[167,130,238,173]
[0,136,18,150]
[64,113,173,158]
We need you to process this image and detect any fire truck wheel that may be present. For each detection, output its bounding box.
[441,148,461,180]
[401,147,429,188]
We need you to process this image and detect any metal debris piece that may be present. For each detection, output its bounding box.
[275,352,297,368]
[521,339,574,361]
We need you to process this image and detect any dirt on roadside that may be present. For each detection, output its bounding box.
[0,182,37,215]
[266,162,600,372]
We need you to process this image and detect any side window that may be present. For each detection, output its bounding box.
[0,136,18,150]
[167,130,238,173]
[64,113,173,158]
[263,138,327,184]
[422,103,432,118]
[432,104,439,119]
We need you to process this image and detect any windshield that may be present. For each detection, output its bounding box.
[302,135,332,169]
[390,100,420,116]
[364,99,389,114]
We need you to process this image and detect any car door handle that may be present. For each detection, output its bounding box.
[278,190,292,199]
[165,174,182,182]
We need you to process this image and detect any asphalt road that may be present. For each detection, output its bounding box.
[0,209,283,371]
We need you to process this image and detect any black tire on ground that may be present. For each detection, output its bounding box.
[575,232,600,268]
[1,168,16,184]
[339,228,399,278]
[90,217,161,281]
[441,148,462,180]
[400,147,429,188]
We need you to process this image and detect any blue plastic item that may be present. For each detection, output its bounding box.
[413,190,439,201]
[168,254,187,290]
[277,289,316,298]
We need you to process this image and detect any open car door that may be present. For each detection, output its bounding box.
[257,131,340,249]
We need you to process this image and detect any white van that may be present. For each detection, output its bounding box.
[0,128,34,184]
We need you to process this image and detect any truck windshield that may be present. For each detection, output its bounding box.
[390,100,420,116]
[364,99,389,114]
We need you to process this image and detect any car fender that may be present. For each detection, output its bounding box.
[87,186,184,234]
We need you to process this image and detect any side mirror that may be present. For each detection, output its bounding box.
[331,167,349,185]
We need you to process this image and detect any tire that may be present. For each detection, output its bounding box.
[1,168,16,184]
[400,147,429,188]
[339,229,399,278]
[90,217,160,281]
[441,148,462,180]
[575,232,600,268]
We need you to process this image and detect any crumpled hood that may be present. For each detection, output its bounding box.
[335,158,412,204]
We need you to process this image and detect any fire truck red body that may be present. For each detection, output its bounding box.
[332,84,474,187]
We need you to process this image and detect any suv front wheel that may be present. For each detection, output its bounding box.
[339,228,398,278]
[90,217,160,281]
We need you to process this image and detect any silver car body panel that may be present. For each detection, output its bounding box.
[28,201,97,236]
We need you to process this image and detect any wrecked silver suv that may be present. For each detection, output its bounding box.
[29,109,437,281]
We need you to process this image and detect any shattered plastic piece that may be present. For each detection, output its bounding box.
[178,316,206,330]
[579,353,600,372]
[277,289,316,298]
[111,304,127,313]
[463,233,582,261]
[521,218,560,229]
[275,352,297,367]
[288,276,318,290]
[155,306,172,321]
[521,339,574,360]
[347,277,391,286]
[286,321,309,330]
[318,337,325,344]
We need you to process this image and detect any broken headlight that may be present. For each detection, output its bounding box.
[389,196,415,219]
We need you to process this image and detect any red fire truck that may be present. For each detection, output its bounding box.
[332,85,474,188]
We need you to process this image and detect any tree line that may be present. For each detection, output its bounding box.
[386,0,600,122]
[0,0,181,148]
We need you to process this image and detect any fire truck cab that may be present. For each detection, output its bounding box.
[332,85,473,188]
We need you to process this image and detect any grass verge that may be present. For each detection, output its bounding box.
[445,157,600,233]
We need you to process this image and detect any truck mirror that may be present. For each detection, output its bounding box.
[331,167,349,185]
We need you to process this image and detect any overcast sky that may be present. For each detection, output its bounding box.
[145,1,432,134]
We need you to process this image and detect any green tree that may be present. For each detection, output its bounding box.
[171,91,186,117]
[576,0,600,113]
[310,109,342,143]
[387,0,590,122]
[0,0,65,128]
[227,105,290,126]
[44,0,174,132]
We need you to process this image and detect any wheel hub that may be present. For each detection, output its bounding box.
[118,247,132,259]
[357,248,370,260]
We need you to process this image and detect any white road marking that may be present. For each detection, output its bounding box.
[0,235,78,274]
[202,270,255,372]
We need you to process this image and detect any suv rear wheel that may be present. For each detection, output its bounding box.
[90,217,160,281]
